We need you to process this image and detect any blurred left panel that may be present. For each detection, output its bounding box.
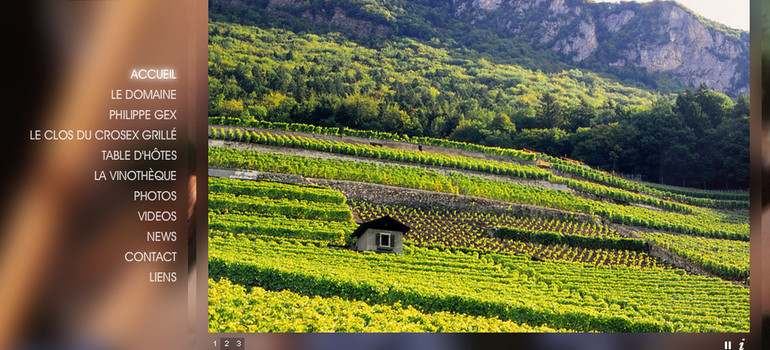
[0,1,207,349]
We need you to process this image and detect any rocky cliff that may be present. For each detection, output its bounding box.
[452,0,749,95]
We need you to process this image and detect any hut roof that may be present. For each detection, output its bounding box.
[351,215,410,238]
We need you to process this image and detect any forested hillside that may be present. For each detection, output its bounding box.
[208,18,748,189]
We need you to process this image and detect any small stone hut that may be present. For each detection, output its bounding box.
[351,215,409,254]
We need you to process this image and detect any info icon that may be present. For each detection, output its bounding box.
[724,338,746,350]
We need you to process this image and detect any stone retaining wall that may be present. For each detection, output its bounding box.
[209,168,597,223]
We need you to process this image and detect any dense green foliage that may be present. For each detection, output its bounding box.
[209,235,749,332]
[208,19,748,189]
[209,278,562,332]
[209,146,749,241]
[208,0,596,82]
[638,232,749,281]
[495,227,648,252]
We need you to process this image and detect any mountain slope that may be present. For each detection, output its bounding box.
[452,0,749,95]
[226,0,749,95]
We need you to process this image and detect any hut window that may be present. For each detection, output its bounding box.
[378,233,392,247]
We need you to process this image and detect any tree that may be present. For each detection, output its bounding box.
[715,116,749,189]
[694,85,733,127]
[489,113,516,134]
[536,92,563,129]
[569,123,639,173]
[337,94,381,129]
[513,128,569,157]
[565,99,596,132]
[449,120,486,144]
[676,89,706,131]
[732,94,750,119]
[628,99,675,180]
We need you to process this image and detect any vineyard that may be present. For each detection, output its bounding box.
[209,146,749,241]
[209,234,749,333]
[207,126,750,333]
[351,202,663,268]
[209,122,748,210]
[210,125,727,212]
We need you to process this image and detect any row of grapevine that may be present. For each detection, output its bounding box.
[209,176,346,204]
[209,192,353,222]
[494,227,648,252]
[209,235,749,332]
[522,245,659,267]
[406,240,663,268]
[447,172,747,241]
[209,212,356,244]
[209,278,563,332]
[637,232,749,281]
[208,146,748,241]
[353,202,618,238]
[558,176,693,213]
[642,181,748,201]
[210,126,694,213]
